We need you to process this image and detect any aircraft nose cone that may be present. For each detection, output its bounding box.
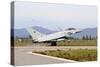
[75,31,82,33]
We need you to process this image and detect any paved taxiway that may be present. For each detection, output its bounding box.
[13,45,96,66]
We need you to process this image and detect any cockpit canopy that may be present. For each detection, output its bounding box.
[66,28,76,30]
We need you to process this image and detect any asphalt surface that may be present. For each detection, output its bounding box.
[13,45,96,66]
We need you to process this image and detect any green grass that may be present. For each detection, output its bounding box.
[13,39,33,46]
[33,49,97,62]
[57,40,97,46]
[14,39,97,46]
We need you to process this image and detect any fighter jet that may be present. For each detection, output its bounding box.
[27,27,81,46]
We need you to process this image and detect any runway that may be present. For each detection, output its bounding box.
[13,45,96,66]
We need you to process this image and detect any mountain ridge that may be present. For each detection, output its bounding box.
[12,26,97,39]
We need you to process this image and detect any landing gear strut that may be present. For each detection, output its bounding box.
[51,41,57,46]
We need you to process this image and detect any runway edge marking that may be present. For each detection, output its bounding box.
[27,52,77,63]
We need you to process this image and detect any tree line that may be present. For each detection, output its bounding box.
[81,35,97,40]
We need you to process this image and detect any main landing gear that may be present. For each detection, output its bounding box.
[51,41,57,46]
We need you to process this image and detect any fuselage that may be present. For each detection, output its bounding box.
[35,30,75,42]
[27,27,80,43]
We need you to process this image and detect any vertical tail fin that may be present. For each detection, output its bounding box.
[26,27,44,40]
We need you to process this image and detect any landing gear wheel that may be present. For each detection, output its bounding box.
[51,41,57,46]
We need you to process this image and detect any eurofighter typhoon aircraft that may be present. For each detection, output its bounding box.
[27,27,81,46]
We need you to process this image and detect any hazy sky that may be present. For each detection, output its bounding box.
[14,1,98,30]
